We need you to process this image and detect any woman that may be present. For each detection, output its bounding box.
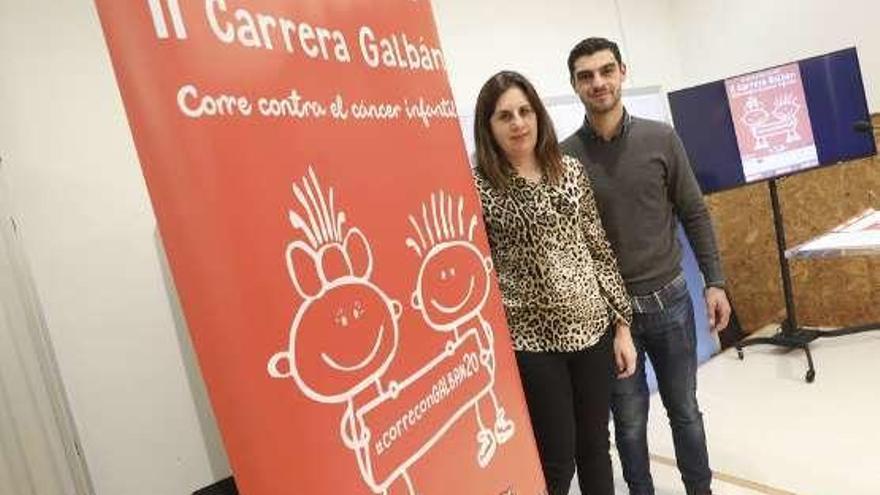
[472,71,636,495]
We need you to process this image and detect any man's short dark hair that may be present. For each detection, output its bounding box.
[567,37,624,79]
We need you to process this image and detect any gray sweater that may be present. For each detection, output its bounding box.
[561,114,725,296]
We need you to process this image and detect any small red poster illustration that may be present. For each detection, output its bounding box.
[726,63,819,181]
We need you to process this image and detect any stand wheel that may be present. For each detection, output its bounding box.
[736,348,744,360]
[805,369,816,383]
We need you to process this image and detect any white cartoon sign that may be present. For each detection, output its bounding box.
[406,191,514,466]
[268,170,514,495]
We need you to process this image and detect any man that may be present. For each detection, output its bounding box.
[561,37,731,495]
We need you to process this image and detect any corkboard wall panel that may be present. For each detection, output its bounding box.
[705,114,879,333]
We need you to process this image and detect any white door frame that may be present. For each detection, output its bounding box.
[0,155,95,495]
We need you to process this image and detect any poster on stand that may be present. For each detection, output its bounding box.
[94,1,544,494]
[725,63,819,181]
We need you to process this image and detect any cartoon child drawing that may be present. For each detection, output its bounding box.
[268,167,413,495]
[742,96,772,150]
[771,93,801,143]
[742,93,802,151]
[406,190,515,468]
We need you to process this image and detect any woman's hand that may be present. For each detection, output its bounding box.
[613,321,637,379]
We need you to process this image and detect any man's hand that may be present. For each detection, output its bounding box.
[613,322,637,379]
[705,286,731,332]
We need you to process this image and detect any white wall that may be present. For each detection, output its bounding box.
[436,0,880,114]
[0,1,218,493]
[668,0,880,111]
[0,0,877,493]
[432,0,683,117]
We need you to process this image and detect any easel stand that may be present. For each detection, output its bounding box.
[735,179,880,382]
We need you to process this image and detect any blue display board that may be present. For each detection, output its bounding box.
[668,47,876,195]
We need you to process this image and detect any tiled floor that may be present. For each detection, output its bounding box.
[572,325,880,494]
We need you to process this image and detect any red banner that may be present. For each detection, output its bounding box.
[94,1,544,493]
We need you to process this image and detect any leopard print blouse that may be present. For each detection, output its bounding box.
[474,155,632,352]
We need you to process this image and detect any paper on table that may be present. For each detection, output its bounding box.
[786,209,880,258]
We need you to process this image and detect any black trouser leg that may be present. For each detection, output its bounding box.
[516,333,614,495]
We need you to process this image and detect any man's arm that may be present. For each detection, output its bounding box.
[666,129,731,331]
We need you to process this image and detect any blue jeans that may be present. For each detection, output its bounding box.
[611,280,711,495]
